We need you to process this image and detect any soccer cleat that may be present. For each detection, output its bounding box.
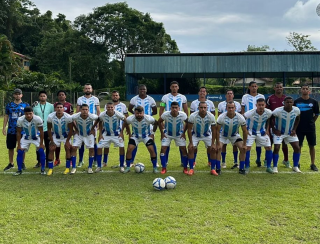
[120,167,125,173]
[293,167,302,173]
[41,170,47,175]
[47,169,53,176]
[70,168,77,174]
[183,168,188,174]
[123,168,130,174]
[263,160,267,167]
[239,169,246,175]
[22,163,26,170]
[87,168,93,174]
[231,163,238,169]
[310,164,318,171]
[13,170,22,176]
[77,161,84,168]
[103,163,107,167]
[282,161,292,168]
[4,163,14,171]
[221,163,226,169]
[54,159,60,167]
[33,162,41,168]
[188,169,194,176]
[211,169,218,176]
[63,168,70,175]
[266,167,274,174]
[95,167,102,173]
[245,167,250,174]
[160,168,167,174]
[153,168,159,174]
[256,160,261,167]
[273,167,278,174]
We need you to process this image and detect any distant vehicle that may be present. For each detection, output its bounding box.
[97,92,110,101]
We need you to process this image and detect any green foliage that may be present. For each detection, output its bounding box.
[111,86,126,100]
[246,44,271,51]
[286,32,317,51]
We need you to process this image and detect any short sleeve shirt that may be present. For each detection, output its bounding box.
[47,112,73,138]
[5,101,29,134]
[218,101,241,114]
[126,115,155,138]
[54,102,74,115]
[129,95,156,115]
[161,111,187,137]
[190,99,215,114]
[17,115,43,139]
[294,97,319,132]
[272,106,300,135]
[217,112,246,137]
[188,111,216,137]
[77,95,99,114]
[33,102,55,132]
[161,93,187,111]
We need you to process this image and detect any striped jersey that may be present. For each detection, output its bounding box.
[47,112,73,139]
[190,99,215,114]
[77,95,99,114]
[188,111,216,137]
[272,106,300,135]
[218,101,241,114]
[129,95,156,115]
[217,112,246,137]
[161,111,187,137]
[244,108,272,135]
[99,110,125,136]
[71,112,98,137]
[161,93,187,111]
[17,115,43,140]
[241,94,265,112]
[126,115,155,139]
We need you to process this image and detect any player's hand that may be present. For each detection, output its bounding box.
[65,141,71,150]
[180,133,186,140]
[242,145,247,151]
[273,128,281,136]
[39,144,45,150]
[290,130,296,137]
[119,133,124,140]
[248,131,252,136]
[216,143,221,151]
[73,130,79,135]
[49,142,56,150]
[2,129,7,136]
[161,132,167,140]
[210,144,217,151]
[188,143,194,152]
[17,145,22,152]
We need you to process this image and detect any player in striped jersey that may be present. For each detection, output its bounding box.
[66,104,98,174]
[14,106,46,176]
[76,83,100,167]
[158,102,188,174]
[241,81,265,167]
[217,90,241,169]
[122,106,158,173]
[95,102,126,172]
[216,101,248,175]
[243,98,273,174]
[47,103,73,175]
[187,102,218,176]
[272,97,301,173]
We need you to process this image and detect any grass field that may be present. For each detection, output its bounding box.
[1,111,320,244]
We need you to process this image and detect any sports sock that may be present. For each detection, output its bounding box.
[256,146,261,162]
[132,147,138,161]
[96,154,102,168]
[66,158,71,168]
[79,144,84,162]
[38,148,46,171]
[194,153,197,162]
[94,144,97,161]
[188,158,194,170]
[119,154,125,167]
[153,144,158,157]
[207,153,210,163]
[293,152,300,167]
[17,149,24,171]
[245,151,250,168]
[182,156,188,168]
[210,159,216,170]
[71,156,76,168]
[126,158,132,168]
[221,152,226,163]
[151,157,157,168]
[88,156,94,168]
[48,161,54,169]
[273,154,279,167]
[103,154,108,163]
[166,146,170,162]
[239,161,245,170]
[160,153,166,168]
[233,151,238,163]
[216,160,221,170]
[266,150,273,168]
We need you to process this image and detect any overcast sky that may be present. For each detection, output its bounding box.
[32,0,320,53]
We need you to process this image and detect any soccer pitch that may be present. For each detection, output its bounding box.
[1,112,320,244]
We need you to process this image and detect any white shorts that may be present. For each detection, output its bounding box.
[191,135,212,148]
[220,134,243,145]
[130,136,153,146]
[246,134,271,147]
[53,134,71,147]
[97,134,124,148]
[161,135,186,147]
[273,134,299,145]
[73,134,95,148]
[20,136,40,152]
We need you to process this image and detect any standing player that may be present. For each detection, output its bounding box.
[190,87,215,166]
[33,91,54,168]
[158,102,188,174]
[217,89,241,169]
[241,81,265,167]
[47,103,73,175]
[272,97,301,173]
[216,101,248,175]
[244,98,273,174]
[3,88,29,171]
[294,84,319,171]
[66,104,98,174]
[187,102,218,176]
[96,102,126,172]
[121,106,158,173]
[266,82,289,168]
[53,90,74,167]
[14,106,46,176]
[76,83,100,167]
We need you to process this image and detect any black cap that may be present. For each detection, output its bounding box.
[13,88,22,94]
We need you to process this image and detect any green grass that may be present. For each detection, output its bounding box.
[1,112,320,244]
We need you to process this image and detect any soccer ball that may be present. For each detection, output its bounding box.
[152,178,166,191]
[134,163,145,173]
[164,176,176,189]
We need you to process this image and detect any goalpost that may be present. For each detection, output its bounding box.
[283,87,320,100]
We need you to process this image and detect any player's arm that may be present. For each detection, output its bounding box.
[216,124,221,145]
[159,106,165,117]
[16,126,22,151]
[313,101,319,122]
[2,114,8,136]
[96,105,101,116]
[38,126,45,149]
[291,115,300,136]
[241,106,245,115]
[187,122,193,144]
[152,120,158,133]
[265,118,270,136]
[152,106,157,116]
[70,104,74,115]
[128,103,134,114]
[98,121,103,141]
[241,125,248,148]
[158,117,165,137]
[121,120,131,138]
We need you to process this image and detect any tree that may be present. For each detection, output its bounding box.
[286,32,317,51]
[246,45,271,51]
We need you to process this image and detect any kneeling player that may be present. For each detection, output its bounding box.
[243,98,273,174]
[216,101,248,175]
[96,102,126,172]
[158,102,188,174]
[272,97,301,173]
[14,106,46,176]
[47,103,73,175]
[122,106,158,173]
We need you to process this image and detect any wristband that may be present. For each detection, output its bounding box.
[160,102,166,107]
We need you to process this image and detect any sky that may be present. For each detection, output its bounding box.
[32,0,320,53]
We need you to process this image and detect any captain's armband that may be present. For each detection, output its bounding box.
[160,102,166,107]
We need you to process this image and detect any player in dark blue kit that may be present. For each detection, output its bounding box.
[2,89,29,171]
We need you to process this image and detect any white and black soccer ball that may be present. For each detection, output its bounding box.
[134,163,145,173]
[164,176,176,189]
[152,178,166,191]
